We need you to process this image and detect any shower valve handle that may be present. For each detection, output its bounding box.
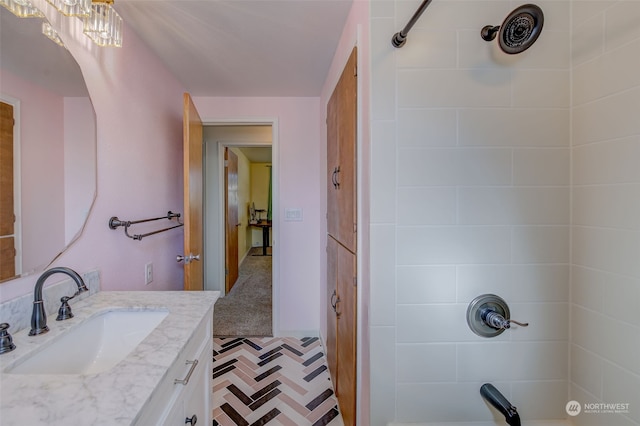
[480,307,528,330]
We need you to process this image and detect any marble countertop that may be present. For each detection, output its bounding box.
[0,290,219,425]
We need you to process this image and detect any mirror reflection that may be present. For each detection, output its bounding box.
[0,7,96,282]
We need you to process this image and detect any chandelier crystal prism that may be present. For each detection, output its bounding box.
[83,0,122,47]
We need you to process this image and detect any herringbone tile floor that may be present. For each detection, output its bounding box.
[213,337,344,426]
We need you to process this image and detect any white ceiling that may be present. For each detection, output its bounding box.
[115,0,354,97]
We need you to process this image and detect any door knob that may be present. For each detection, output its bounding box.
[185,414,197,425]
[176,254,201,264]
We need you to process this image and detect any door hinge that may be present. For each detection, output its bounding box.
[353,276,357,286]
[225,268,229,275]
[224,160,228,167]
[354,65,357,77]
[353,223,357,233]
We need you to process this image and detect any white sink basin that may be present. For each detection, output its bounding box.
[8,310,168,375]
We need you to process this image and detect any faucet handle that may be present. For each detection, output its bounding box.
[0,323,17,354]
[56,296,74,321]
[482,308,529,330]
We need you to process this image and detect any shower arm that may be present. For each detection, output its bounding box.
[391,0,434,48]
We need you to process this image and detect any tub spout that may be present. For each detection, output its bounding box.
[480,383,521,426]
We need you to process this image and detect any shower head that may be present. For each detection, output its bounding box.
[481,4,544,54]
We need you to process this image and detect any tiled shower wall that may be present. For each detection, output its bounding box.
[369,0,571,424]
[570,2,640,426]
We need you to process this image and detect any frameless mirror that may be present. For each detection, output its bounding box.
[0,7,97,282]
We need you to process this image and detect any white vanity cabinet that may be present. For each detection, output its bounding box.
[135,305,213,426]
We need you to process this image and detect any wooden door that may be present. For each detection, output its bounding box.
[336,48,357,253]
[224,147,239,293]
[0,102,15,281]
[326,236,338,387]
[182,93,203,291]
[326,89,339,239]
[336,242,357,426]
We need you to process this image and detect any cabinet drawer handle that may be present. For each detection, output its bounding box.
[185,414,198,425]
[174,359,198,385]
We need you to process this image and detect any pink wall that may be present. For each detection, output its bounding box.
[64,97,96,244]
[318,0,371,423]
[0,1,186,301]
[193,96,322,335]
[0,70,65,274]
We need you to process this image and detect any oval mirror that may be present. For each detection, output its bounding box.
[0,7,96,282]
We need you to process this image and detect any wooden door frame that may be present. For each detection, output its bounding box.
[1,95,22,276]
[207,118,278,336]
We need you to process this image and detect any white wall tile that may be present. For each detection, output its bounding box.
[371,120,397,223]
[603,363,640,424]
[371,17,397,121]
[571,344,603,398]
[573,89,640,145]
[457,265,516,303]
[458,29,513,69]
[397,109,457,148]
[572,12,605,66]
[457,341,567,381]
[396,304,486,343]
[370,326,397,426]
[458,108,570,147]
[572,226,640,278]
[371,225,397,326]
[511,380,568,419]
[397,187,457,225]
[573,184,640,230]
[397,265,456,304]
[397,226,512,265]
[510,302,569,341]
[395,28,458,69]
[573,39,640,106]
[398,148,512,186]
[511,29,570,70]
[605,1,640,52]
[397,343,456,382]
[512,226,570,264]
[396,1,508,31]
[396,382,497,422]
[572,137,640,184]
[571,266,605,312]
[509,265,569,303]
[572,0,610,27]
[458,187,570,225]
[602,274,640,327]
[513,148,570,186]
[512,70,570,108]
[397,69,512,108]
[572,306,609,357]
[457,264,569,304]
[599,316,640,376]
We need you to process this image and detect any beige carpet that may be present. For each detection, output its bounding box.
[212,247,272,336]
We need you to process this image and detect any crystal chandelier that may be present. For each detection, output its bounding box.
[83,0,123,47]
[1,0,123,47]
[0,0,44,18]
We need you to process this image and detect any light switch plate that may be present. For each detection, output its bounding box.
[284,208,303,222]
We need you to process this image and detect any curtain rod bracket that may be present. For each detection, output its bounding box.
[391,0,434,48]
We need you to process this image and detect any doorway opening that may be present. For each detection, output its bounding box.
[203,120,278,337]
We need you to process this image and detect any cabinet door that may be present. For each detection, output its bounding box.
[327,47,357,252]
[336,47,357,253]
[327,89,339,240]
[336,242,356,426]
[182,360,209,426]
[326,237,338,387]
